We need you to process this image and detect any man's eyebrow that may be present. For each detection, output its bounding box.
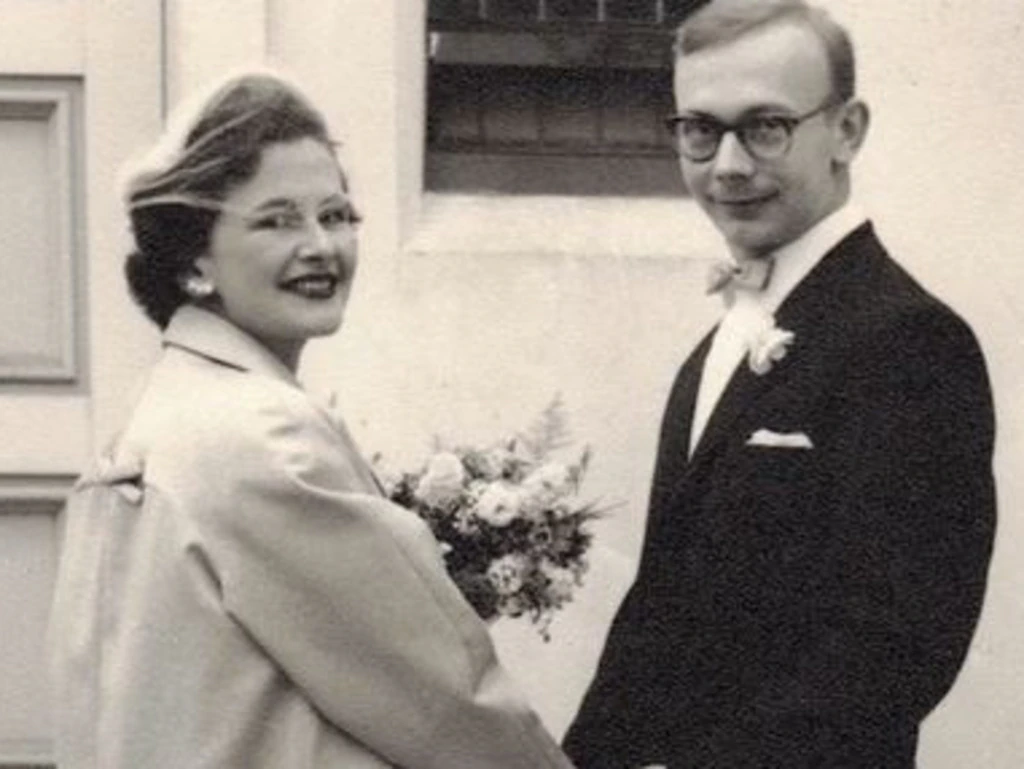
[677,104,799,121]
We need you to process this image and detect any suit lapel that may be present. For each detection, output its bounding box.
[646,330,715,517]
[674,331,715,458]
[687,356,764,467]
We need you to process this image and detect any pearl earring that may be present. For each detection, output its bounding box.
[183,275,215,300]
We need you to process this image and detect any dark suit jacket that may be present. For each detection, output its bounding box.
[563,224,996,769]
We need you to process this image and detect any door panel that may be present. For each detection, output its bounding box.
[0,2,163,766]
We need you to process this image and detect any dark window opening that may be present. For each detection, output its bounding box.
[426,0,709,196]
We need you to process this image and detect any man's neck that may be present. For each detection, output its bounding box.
[731,186,852,263]
[728,200,868,316]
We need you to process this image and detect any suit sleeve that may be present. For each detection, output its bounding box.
[700,308,997,764]
[190,398,573,769]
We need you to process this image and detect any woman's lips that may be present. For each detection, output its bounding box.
[281,274,339,299]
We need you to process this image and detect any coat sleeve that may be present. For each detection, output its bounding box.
[187,396,573,769]
[698,308,997,765]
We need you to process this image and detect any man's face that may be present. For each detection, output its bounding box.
[673,21,851,258]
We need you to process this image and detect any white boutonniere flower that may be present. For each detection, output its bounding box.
[744,312,795,375]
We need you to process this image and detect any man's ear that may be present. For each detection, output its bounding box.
[833,99,870,166]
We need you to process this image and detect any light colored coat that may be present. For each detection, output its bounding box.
[50,306,573,769]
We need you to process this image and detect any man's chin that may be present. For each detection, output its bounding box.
[714,221,782,257]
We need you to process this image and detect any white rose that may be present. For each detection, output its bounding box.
[522,461,572,506]
[414,451,466,507]
[475,482,521,527]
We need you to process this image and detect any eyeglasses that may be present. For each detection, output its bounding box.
[664,100,839,162]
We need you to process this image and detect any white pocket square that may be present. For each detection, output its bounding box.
[746,428,814,449]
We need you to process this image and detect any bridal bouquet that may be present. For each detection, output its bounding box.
[378,397,602,640]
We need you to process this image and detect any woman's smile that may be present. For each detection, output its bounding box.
[280,272,341,300]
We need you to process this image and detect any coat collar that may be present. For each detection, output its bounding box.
[163,305,301,387]
[756,201,868,315]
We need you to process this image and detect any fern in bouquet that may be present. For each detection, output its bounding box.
[378,397,603,641]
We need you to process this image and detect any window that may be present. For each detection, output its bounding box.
[426,0,708,196]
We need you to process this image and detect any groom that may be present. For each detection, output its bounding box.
[563,1,996,767]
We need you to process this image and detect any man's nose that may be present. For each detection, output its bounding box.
[711,131,756,179]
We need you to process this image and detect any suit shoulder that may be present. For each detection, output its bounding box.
[840,255,992,417]
[848,246,982,355]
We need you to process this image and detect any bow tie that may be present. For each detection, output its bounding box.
[706,256,774,297]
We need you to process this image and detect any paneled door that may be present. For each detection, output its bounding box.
[0,2,162,766]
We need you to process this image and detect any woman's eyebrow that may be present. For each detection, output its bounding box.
[319,192,350,206]
[249,197,299,213]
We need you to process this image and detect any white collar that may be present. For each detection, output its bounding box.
[163,305,301,387]
[731,201,868,317]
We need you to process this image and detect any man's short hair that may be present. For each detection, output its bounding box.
[674,0,856,103]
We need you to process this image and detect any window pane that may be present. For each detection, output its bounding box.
[605,0,657,22]
[426,152,683,196]
[429,67,484,146]
[540,70,600,146]
[547,0,598,20]
[489,0,539,21]
[429,0,482,22]
[664,0,709,24]
[432,31,563,67]
[480,70,540,145]
[602,70,672,147]
[603,29,672,69]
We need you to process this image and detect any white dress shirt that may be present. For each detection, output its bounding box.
[688,202,869,457]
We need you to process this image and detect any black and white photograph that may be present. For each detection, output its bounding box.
[1,1,1021,767]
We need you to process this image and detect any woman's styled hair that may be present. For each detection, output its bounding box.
[674,0,856,104]
[123,71,337,328]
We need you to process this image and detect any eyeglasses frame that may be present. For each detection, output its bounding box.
[663,98,844,163]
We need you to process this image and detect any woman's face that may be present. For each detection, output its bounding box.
[194,137,359,370]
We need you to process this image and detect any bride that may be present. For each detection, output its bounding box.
[49,70,574,769]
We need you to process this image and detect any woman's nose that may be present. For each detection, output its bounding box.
[296,220,341,260]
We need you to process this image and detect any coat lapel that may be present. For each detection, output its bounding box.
[646,330,714,518]
[675,331,715,457]
[687,356,764,467]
